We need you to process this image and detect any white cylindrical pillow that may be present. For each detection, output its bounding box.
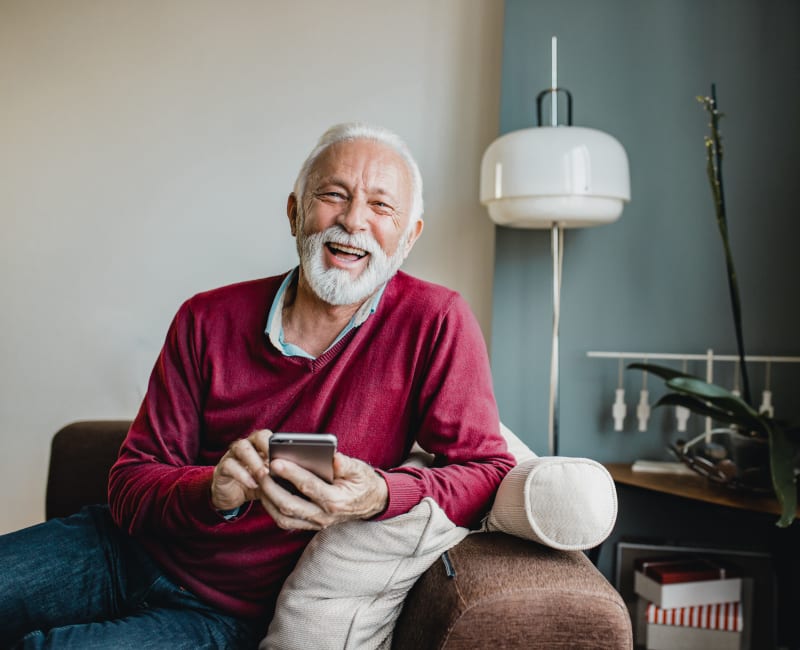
[485,457,618,551]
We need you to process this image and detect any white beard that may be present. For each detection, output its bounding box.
[297,223,410,306]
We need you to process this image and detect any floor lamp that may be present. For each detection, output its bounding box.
[480,37,631,456]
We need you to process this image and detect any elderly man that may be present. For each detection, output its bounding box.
[0,123,514,648]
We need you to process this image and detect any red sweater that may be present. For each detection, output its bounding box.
[108,271,514,620]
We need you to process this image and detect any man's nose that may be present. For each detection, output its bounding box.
[338,197,370,233]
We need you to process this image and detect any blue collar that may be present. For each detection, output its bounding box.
[265,267,386,359]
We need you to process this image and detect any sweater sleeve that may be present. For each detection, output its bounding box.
[376,294,516,528]
[108,299,225,535]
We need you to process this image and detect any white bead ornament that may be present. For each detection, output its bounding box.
[675,405,690,432]
[637,389,651,432]
[760,390,774,418]
[612,388,627,431]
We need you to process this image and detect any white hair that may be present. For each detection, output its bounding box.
[293,122,424,224]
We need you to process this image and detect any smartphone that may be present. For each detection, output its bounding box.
[268,433,337,494]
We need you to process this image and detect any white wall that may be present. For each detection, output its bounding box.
[0,1,504,533]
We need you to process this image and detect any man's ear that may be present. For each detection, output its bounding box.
[287,193,298,237]
[403,218,424,258]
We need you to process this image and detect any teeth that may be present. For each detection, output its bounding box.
[329,243,367,256]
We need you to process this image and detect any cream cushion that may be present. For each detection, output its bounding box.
[260,497,468,650]
[484,423,618,551]
[484,455,617,550]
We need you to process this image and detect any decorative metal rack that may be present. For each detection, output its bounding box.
[587,349,800,382]
[586,349,800,436]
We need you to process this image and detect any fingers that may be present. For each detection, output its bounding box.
[331,451,364,480]
[241,429,273,471]
[216,454,259,490]
[267,459,331,506]
[260,459,343,530]
[330,453,389,519]
[259,487,325,531]
[262,453,388,529]
[210,429,273,511]
[216,444,390,530]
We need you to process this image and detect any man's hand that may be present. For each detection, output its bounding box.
[210,429,273,511]
[258,452,389,531]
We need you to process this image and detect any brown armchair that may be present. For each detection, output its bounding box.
[46,421,632,649]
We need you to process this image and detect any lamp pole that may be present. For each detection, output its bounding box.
[548,223,563,456]
[547,37,562,457]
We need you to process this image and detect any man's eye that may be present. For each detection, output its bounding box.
[316,191,347,201]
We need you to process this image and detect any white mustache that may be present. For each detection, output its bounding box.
[320,226,379,257]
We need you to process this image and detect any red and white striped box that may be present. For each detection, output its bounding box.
[646,601,743,631]
[644,601,744,650]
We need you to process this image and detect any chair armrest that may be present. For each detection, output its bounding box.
[393,532,632,650]
[46,420,131,520]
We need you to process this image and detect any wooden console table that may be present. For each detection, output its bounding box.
[604,462,800,648]
[604,462,799,518]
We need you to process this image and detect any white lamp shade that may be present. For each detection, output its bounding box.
[480,126,631,229]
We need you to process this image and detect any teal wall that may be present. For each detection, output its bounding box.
[491,0,800,461]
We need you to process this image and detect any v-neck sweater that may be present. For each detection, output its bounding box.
[108,270,514,621]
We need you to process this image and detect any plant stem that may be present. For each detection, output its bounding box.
[702,84,752,406]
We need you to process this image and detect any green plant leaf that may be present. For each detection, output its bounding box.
[667,377,761,421]
[763,420,798,528]
[631,366,765,433]
[628,362,697,382]
[654,393,757,429]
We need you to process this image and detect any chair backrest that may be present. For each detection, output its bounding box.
[46,420,131,520]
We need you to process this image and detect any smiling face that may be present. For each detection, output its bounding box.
[288,138,423,306]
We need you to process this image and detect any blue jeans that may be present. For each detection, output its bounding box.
[0,505,264,649]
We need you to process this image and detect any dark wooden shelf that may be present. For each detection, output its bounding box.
[604,463,799,518]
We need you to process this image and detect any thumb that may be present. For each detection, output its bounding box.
[332,452,358,478]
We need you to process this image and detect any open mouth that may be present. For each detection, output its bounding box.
[326,242,369,262]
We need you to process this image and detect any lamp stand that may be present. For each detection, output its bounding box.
[479,36,630,456]
[548,223,564,456]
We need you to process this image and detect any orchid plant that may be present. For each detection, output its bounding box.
[630,85,799,527]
